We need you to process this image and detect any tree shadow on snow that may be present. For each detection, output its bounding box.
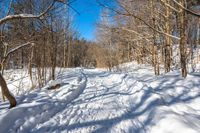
[63,72,200,133]
[2,70,200,133]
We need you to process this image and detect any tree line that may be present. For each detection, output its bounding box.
[96,0,200,77]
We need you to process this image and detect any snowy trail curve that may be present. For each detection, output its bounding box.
[1,66,200,133]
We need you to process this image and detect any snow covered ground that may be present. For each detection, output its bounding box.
[0,62,200,133]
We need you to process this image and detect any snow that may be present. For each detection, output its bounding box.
[0,63,200,133]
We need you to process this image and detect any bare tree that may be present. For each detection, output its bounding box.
[0,0,65,108]
[96,0,200,77]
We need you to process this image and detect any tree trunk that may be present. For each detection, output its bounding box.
[179,0,187,78]
[164,0,172,73]
[150,0,160,75]
[0,73,17,108]
[67,37,71,67]
[28,46,34,89]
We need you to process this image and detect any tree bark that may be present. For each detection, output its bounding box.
[164,0,172,73]
[0,73,17,108]
[179,0,187,78]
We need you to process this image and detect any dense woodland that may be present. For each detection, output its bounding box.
[0,0,200,108]
[97,0,200,77]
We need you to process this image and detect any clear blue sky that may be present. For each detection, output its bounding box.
[72,0,102,41]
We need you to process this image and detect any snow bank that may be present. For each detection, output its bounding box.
[0,70,87,133]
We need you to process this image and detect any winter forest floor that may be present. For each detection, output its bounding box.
[0,62,200,133]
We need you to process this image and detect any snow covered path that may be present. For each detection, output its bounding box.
[0,65,200,133]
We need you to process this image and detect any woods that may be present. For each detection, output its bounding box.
[0,0,68,108]
[0,1,200,132]
[0,0,200,107]
[97,0,200,77]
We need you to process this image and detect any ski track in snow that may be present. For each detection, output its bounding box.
[0,64,200,133]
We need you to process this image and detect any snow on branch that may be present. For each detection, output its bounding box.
[5,42,34,59]
[0,0,64,25]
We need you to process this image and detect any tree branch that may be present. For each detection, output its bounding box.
[0,0,57,25]
[173,0,200,17]
[5,42,34,59]
[96,0,180,40]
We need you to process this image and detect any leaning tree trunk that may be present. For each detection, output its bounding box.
[0,73,17,108]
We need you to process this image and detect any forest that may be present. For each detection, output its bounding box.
[0,0,200,133]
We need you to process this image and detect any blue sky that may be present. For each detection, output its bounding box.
[72,0,102,41]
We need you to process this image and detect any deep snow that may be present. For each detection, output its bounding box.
[0,63,200,133]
